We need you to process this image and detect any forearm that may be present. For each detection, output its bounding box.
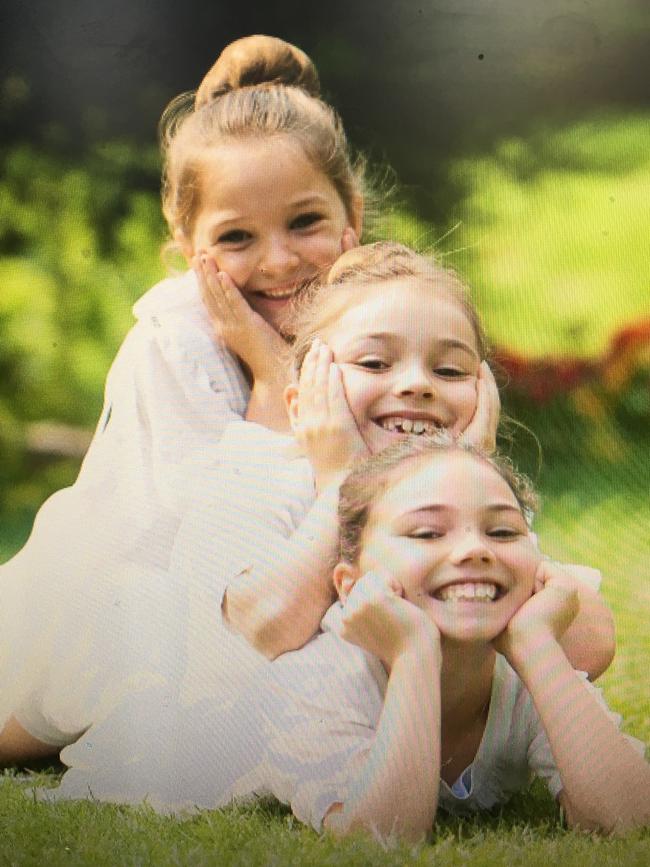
[512,638,650,832]
[558,584,615,680]
[224,481,341,658]
[325,635,442,842]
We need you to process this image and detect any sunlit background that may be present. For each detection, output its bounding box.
[1,1,649,739]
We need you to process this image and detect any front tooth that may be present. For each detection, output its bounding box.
[412,420,425,434]
[401,419,413,433]
[462,583,476,598]
[486,584,497,599]
[475,584,487,598]
[385,418,396,431]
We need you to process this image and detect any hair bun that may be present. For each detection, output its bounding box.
[195,35,320,108]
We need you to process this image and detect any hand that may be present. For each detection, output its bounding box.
[195,253,287,384]
[292,338,370,490]
[459,361,500,453]
[339,571,440,672]
[493,560,580,663]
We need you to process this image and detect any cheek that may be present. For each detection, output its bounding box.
[444,380,478,426]
[297,233,342,269]
[338,369,377,423]
[207,249,252,284]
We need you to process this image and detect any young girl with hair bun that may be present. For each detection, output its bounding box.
[0,34,364,764]
[36,243,616,809]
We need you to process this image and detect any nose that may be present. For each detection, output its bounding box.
[450,530,495,566]
[258,234,300,277]
[393,362,435,399]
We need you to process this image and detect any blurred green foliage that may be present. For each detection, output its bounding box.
[1,112,649,549]
[449,113,650,357]
[0,139,166,520]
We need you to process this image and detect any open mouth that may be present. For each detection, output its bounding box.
[432,581,506,602]
[374,416,444,436]
[252,286,298,301]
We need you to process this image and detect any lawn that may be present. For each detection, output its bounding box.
[1,442,649,865]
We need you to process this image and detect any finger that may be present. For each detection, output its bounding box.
[483,362,501,448]
[298,339,320,418]
[327,363,355,424]
[216,269,248,319]
[313,342,333,416]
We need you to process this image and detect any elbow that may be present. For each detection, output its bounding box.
[587,608,616,681]
[225,589,308,660]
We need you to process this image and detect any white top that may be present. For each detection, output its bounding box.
[0,270,250,735]
[38,601,643,827]
[32,424,626,819]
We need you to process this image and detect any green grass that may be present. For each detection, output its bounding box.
[1,441,649,864]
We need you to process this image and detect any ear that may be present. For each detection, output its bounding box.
[175,227,194,262]
[333,561,360,603]
[284,383,300,433]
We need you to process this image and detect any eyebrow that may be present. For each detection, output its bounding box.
[345,334,479,360]
[403,503,523,517]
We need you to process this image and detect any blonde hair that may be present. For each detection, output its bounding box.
[289,241,490,374]
[338,435,538,565]
[159,35,365,248]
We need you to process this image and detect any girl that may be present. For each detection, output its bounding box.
[35,244,616,808]
[0,34,363,764]
[252,438,649,840]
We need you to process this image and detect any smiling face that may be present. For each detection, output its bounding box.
[355,450,541,644]
[323,280,481,453]
[183,135,354,333]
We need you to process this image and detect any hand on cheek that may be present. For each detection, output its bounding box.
[459,361,500,453]
[493,559,579,662]
[338,570,438,672]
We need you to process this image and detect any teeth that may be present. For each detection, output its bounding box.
[256,288,296,299]
[379,417,440,436]
[436,582,499,602]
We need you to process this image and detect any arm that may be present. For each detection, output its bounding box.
[323,573,442,842]
[223,476,342,659]
[226,342,370,658]
[498,563,650,833]
[556,579,615,680]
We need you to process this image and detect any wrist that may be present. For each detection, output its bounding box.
[389,620,442,674]
[506,630,565,680]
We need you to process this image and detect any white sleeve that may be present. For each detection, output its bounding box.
[170,421,314,613]
[258,633,385,832]
[79,306,250,516]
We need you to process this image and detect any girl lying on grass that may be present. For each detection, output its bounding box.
[35,243,619,811]
[252,438,650,840]
[39,443,647,841]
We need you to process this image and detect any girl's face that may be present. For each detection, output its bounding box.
[355,451,541,644]
[324,281,481,454]
[184,135,357,333]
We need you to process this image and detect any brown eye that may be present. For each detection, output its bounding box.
[357,358,389,371]
[217,229,251,244]
[291,212,323,230]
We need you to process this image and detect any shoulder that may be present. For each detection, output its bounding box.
[109,270,246,392]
